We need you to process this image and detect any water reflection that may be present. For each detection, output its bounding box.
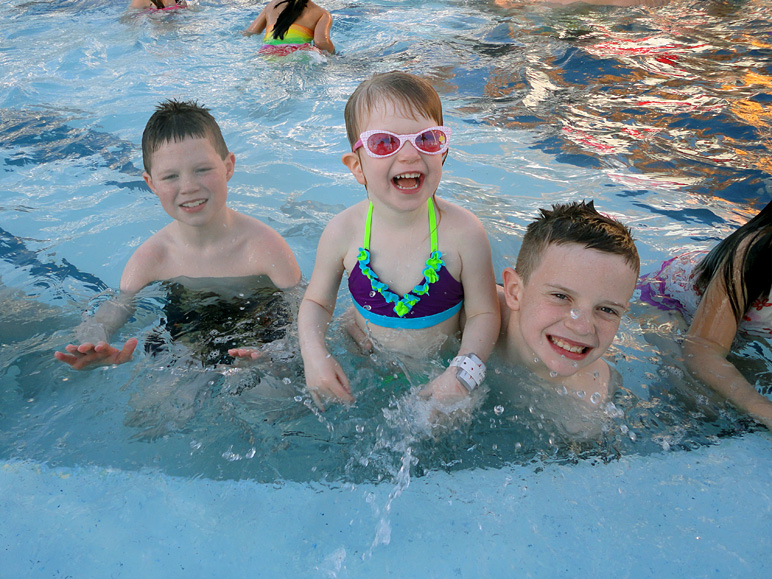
[474,0,772,205]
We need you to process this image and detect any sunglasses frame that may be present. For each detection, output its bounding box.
[353,126,452,158]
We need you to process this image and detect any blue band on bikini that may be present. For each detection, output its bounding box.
[353,299,463,330]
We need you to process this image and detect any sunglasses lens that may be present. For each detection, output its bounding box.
[366,133,401,156]
[415,129,447,153]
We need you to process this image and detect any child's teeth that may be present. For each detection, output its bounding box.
[551,336,585,353]
[394,173,420,189]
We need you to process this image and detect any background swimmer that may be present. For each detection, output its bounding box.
[244,0,335,54]
[640,199,772,429]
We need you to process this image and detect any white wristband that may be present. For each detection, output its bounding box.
[450,353,486,391]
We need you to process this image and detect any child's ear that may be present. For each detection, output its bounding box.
[224,152,236,181]
[143,172,159,197]
[342,152,367,186]
[501,267,524,311]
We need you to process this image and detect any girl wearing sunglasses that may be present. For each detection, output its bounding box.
[298,71,500,411]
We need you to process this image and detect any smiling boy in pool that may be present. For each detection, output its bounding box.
[54,99,300,370]
[495,201,640,405]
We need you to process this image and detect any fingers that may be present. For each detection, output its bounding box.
[308,389,325,412]
[228,347,268,361]
[117,338,138,364]
[306,361,354,411]
[55,338,137,370]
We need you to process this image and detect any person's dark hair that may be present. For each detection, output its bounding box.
[271,0,309,40]
[344,71,444,148]
[142,99,229,173]
[694,200,772,322]
[516,200,640,283]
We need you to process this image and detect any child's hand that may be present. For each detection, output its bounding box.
[419,366,470,404]
[747,399,772,431]
[228,347,269,363]
[304,353,354,411]
[54,338,138,370]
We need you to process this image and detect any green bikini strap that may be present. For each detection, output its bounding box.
[363,199,437,252]
[428,198,438,253]
[363,202,374,250]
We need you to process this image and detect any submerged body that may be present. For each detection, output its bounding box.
[245,0,334,54]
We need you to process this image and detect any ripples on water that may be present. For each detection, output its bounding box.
[0,0,770,484]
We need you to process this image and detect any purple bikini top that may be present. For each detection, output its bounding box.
[347,200,464,330]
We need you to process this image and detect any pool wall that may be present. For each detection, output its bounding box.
[3,434,771,578]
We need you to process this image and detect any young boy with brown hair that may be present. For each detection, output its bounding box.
[55,99,300,369]
[497,200,640,403]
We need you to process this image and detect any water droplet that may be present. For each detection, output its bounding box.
[593,371,600,379]
[294,396,303,402]
[533,356,540,363]
[494,405,504,415]
[514,442,522,450]
[549,371,558,378]
[364,305,371,310]
[492,444,498,450]
[576,390,586,399]
[369,291,376,298]
[356,424,365,433]
[570,309,580,319]
[590,392,601,404]
[556,385,568,396]
[620,424,629,434]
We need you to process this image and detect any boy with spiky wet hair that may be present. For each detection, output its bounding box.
[55,99,300,369]
[496,200,639,402]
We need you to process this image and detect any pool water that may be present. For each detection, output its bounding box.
[1,0,772,576]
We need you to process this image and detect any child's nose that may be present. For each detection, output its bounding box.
[565,308,593,334]
[396,140,421,160]
[179,172,198,192]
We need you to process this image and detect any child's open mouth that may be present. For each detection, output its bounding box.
[393,172,423,190]
[180,199,207,210]
[548,335,590,359]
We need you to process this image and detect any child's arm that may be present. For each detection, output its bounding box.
[423,215,501,402]
[313,12,335,53]
[243,4,269,36]
[683,278,772,430]
[298,219,355,410]
[54,244,155,370]
[54,295,138,370]
[260,226,302,290]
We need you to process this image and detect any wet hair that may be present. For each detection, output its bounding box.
[142,99,229,174]
[344,71,444,147]
[694,199,772,323]
[149,0,182,7]
[271,0,309,40]
[516,200,640,283]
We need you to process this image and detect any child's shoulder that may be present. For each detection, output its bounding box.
[436,198,489,252]
[437,198,485,228]
[229,210,294,252]
[121,226,175,292]
[323,201,368,235]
